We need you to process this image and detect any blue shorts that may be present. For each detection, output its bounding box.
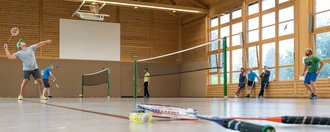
[304,72,318,84]
[43,79,50,88]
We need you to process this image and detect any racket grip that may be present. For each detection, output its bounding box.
[220,119,275,132]
[282,116,330,125]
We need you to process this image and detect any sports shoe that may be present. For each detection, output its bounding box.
[245,94,250,98]
[234,95,239,98]
[18,95,23,100]
[48,96,53,98]
[258,96,264,99]
[40,95,48,100]
[310,94,318,99]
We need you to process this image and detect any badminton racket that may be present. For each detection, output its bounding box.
[7,27,19,42]
[232,116,330,125]
[52,79,60,88]
[137,104,275,132]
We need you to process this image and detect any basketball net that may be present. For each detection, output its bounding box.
[90,2,99,14]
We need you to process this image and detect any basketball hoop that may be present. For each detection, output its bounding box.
[90,2,99,14]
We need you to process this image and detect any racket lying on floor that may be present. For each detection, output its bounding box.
[137,104,275,132]
[232,116,330,125]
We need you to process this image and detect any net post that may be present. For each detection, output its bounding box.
[81,76,84,98]
[223,37,228,99]
[107,68,110,97]
[134,60,137,99]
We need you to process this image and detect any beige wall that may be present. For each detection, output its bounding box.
[0,59,181,97]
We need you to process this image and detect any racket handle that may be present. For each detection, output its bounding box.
[220,119,275,132]
[282,116,330,125]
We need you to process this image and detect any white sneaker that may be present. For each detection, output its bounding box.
[18,95,23,100]
[40,95,47,100]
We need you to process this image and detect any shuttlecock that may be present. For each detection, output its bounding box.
[141,113,152,122]
[129,112,152,123]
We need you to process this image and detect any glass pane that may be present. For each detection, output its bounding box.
[248,30,259,43]
[248,46,260,68]
[209,54,218,72]
[220,13,230,24]
[210,30,218,50]
[253,70,260,82]
[279,6,294,22]
[279,0,289,4]
[269,68,275,81]
[248,2,259,15]
[262,25,275,40]
[220,26,230,37]
[262,0,275,11]
[220,51,230,72]
[232,34,242,46]
[318,63,330,78]
[209,74,219,85]
[232,8,242,19]
[210,17,218,27]
[315,32,330,59]
[262,42,275,67]
[315,0,330,13]
[262,12,275,27]
[279,39,294,66]
[248,17,259,30]
[220,36,230,49]
[279,20,294,36]
[232,22,242,35]
[232,72,240,84]
[220,73,231,84]
[315,11,330,28]
[232,49,242,71]
[279,67,294,80]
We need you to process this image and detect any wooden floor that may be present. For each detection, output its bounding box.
[0,98,329,132]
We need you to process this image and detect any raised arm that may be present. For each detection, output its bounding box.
[3,43,17,59]
[35,40,52,48]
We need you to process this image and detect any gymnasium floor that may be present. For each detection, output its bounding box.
[1,98,329,132]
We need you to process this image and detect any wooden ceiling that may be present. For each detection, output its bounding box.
[132,0,222,9]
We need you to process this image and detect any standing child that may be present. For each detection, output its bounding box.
[246,68,259,98]
[235,68,247,98]
[258,66,271,98]
[42,64,57,98]
[144,68,150,98]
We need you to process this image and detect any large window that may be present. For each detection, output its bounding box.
[221,13,230,24]
[262,42,275,67]
[248,46,259,68]
[232,8,242,19]
[210,30,219,51]
[315,32,330,78]
[232,49,242,72]
[248,2,259,15]
[315,0,330,28]
[314,0,330,79]
[279,39,294,66]
[278,39,294,80]
[209,54,218,72]
[262,0,275,11]
[208,0,295,85]
[210,16,219,28]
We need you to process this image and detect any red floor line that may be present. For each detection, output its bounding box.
[24,99,129,120]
